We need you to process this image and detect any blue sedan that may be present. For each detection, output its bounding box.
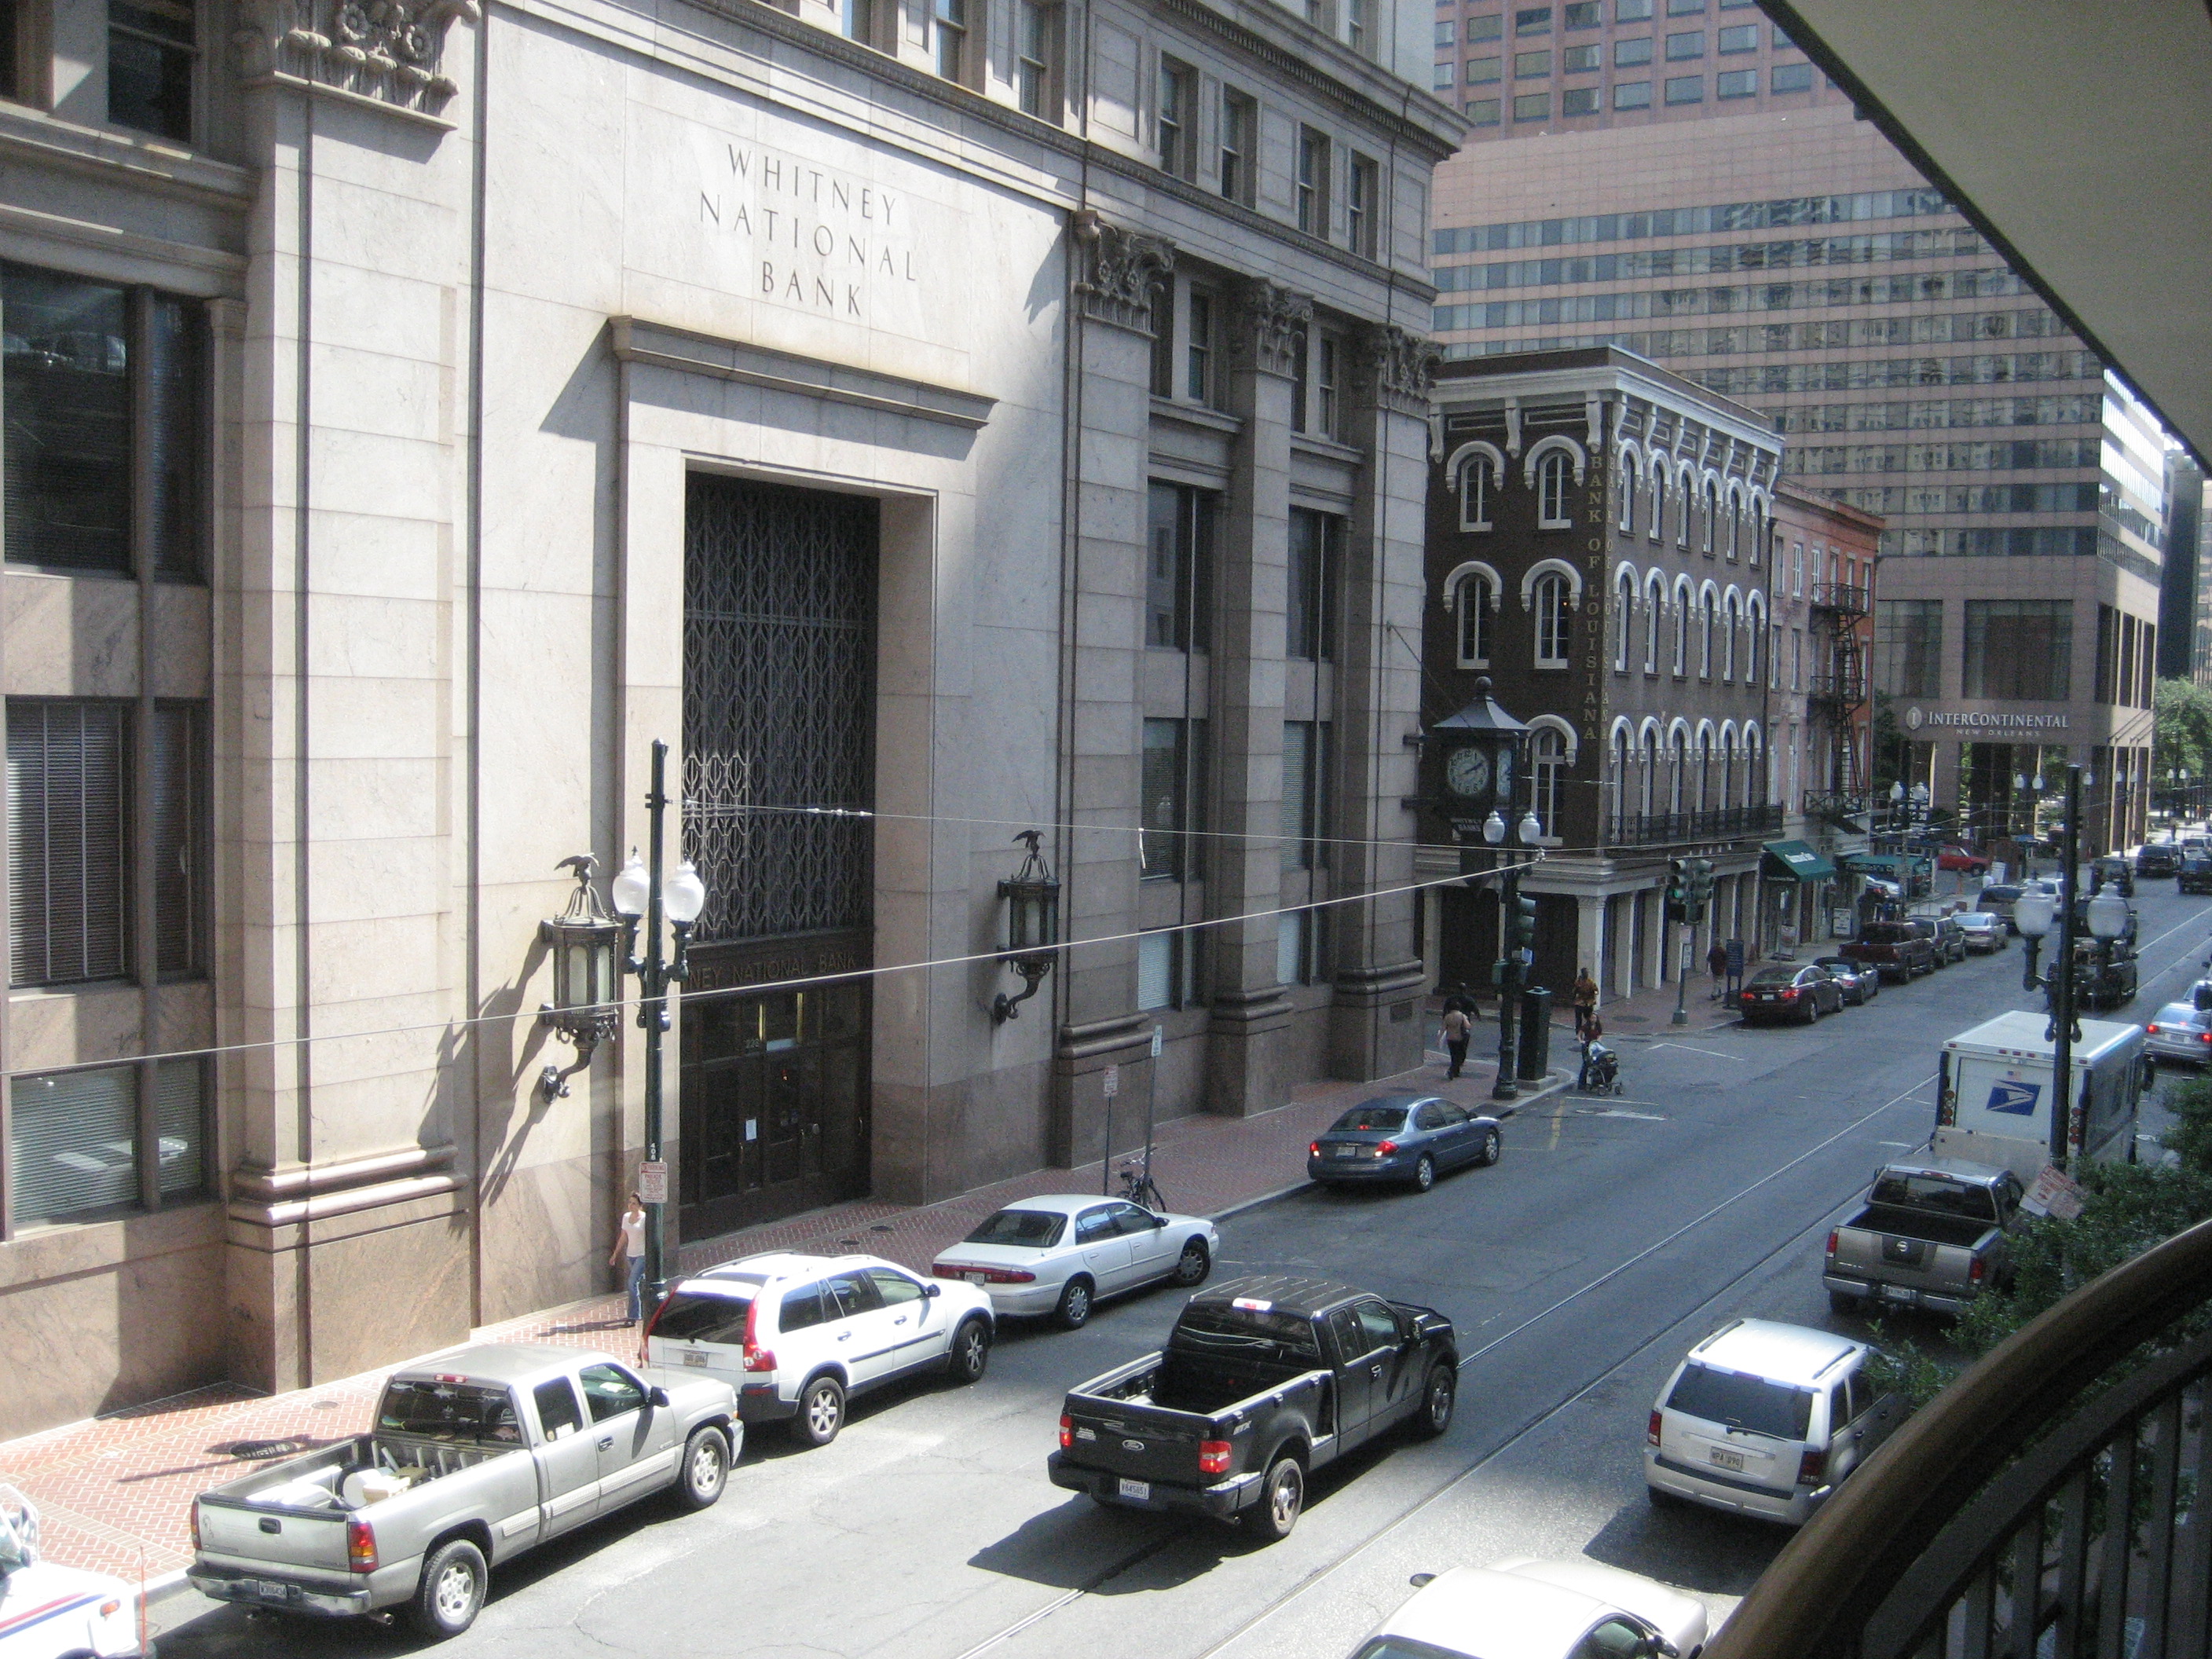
[1308,1093,1503,1193]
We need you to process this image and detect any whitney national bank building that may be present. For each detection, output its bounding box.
[0,0,1459,1431]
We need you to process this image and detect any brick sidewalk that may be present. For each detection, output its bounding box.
[0,1042,1565,1591]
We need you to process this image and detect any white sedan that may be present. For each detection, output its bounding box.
[0,1486,145,1657]
[929,1193,1216,1328]
[1349,1558,1711,1659]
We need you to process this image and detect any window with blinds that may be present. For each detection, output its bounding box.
[152,702,205,976]
[6,1057,205,1225]
[9,701,129,984]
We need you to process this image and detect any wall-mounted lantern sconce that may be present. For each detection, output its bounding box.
[537,855,624,1100]
[992,830,1060,1024]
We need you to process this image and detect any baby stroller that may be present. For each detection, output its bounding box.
[1578,1039,1623,1096]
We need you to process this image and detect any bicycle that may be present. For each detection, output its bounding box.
[1117,1159,1166,1213]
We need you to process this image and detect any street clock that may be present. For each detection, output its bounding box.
[1431,676,1527,823]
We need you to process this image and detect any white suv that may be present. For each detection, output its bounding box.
[1644,1317,1902,1526]
[643,1253,994,1447]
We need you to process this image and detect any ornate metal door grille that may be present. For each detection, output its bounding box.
[683,475,878,943]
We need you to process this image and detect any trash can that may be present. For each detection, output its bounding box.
[1517,986,1552,1081]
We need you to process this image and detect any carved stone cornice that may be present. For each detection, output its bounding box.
[236,0,476,121]
[1357,323,1441,416]
[1229,278,1313,379]
[1071,211,1175,335]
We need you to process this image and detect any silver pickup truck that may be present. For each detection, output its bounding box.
[1822,1156,2022,1317]
[188,1342,737,1639]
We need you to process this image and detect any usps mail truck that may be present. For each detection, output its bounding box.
[1933,1011,2146,1181]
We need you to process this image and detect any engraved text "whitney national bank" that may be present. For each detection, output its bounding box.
[699,145,920,318]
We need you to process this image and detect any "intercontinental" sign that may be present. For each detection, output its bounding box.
[1903,706,2071,732]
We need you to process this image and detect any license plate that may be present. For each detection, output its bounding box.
[967,1273,989,1285]
[1330,1145,1357,1158]
[1708,1448,1745,1472]
[683,1350,708,1367]
[251,1580,291,1602]
[1883,1284,1917,1303]
[1118,1478,1150,1500]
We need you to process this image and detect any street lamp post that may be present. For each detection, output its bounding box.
[609,740,707,1313]
[2015,764,2088,1169]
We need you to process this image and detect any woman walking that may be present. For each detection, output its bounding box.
[1570,968,1599,1040]
[1441,1004,1473,1080]
[611,1192,648,1322]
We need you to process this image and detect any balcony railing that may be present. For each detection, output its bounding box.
[1804,790,1872,825]
[1707,1215,2212,1659]
[1602,804,1782,847]
[1807,671,1868,707]
[1810,582,1871,617]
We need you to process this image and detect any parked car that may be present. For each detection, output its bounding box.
[1306,1093,1503,1193]
[1645,1319,1903,1526]
[1823,1157,2021,1316]
[1840,919,1939,980]
[1976,883,2023,930]
[650,1252,994,1443]
[1954,912,2007,954]
[2144,1002,2212,1067]
[1812,955,1881,1006]
[1049,1274,1457,1540]
[1935,843,1990,875]
[0,1486,145,1658]
[189,1344,736,1639]
[1346,1558,1709,1659]
[1738,963,1845,1025]
[2136,843,2182,877]
[2181,855,2212,895]
[1927,914,1968,965]
[2090,855,2135,897]
[929,1196,1214,1328]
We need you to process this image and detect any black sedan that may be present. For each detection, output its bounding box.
[1309,1093,1503,1193]
[1812,955,1882,1005]
[1737,963,1845,1025]
[2137,843,2181,877]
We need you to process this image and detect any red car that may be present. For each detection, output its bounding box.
[1935,844,1990,875]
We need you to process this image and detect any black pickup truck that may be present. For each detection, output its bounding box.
[1046,1275,1457,1541]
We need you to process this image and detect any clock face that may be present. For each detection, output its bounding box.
[1445,745,1492,800]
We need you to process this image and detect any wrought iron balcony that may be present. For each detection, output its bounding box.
[1706,1215,2212,1659]
[1809,582,1871,617]
[1602,804,1782,847]
[1804,790,1872,826]
[1807,670,1868,707]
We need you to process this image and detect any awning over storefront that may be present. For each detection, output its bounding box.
[1763,840,1838,883]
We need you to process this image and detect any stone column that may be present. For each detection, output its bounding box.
[1202,279,1307,1116]
[1327,324,1439,1081]
[1049,216,1173,1165]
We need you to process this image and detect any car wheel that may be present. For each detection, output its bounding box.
[1412,1364,1456,1439]
[1172,1238,1211,1287]
[1251,1455,1305,1541]
[1411,1154,1436,1192]
[1056,1276,1094,1330]
[1475,1128,1501,1166]
[676,1426,729,1510]
[1829,1288,1864,1316]
[796,1375,845,1447]
[409,1537,487,1638]
[945,1317,991,1385]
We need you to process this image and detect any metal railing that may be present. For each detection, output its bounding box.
[1707,1216,2212,1659]
[1810,582,1872,617]
[1602,804,1782,847]
[1804,790,1873,825]
[1807,671,1868,706]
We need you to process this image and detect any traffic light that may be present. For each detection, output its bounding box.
[1664,858,1688,921]
[1686,858,1715,924]
[1507,892,1538,954]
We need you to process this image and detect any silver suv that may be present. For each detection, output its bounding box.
[1644,1318,1903,1525]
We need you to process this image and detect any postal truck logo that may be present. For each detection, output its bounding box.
[1985,1079,2041,1117]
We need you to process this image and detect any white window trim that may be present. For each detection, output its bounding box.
[1446,441,1507,532]
[1442,558,1502,668]
[1518,555,1584,610]
[1613,562,1639,672]
[1532,573,1572,668]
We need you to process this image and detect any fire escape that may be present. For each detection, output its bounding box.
[1803,581,1870,826]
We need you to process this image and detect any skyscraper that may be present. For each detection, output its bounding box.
[1428,0,2163,853]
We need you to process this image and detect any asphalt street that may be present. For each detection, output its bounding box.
[152,886,2212,1659]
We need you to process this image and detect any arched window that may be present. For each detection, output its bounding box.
[1643,573,1664,673]
[1698,591,1715,679]
[1676,471,1693,548]
[1613,567,1637,672]
[1618,459,1638,533]
[1694,731,1713,811]
[1533,573,1571,667]
[1672,583,1690,676]
[1649,470,1666,543]
[1537,450,1573,529]
[1726,495,1741,561]
[1455,570,1495,667]
[1717,729,1737,808]
[1701,481,1717,554]
[1669,729,1690,814]
[1722,592,1740,681]
[1745,595,1764,682]
[1452,443,1505,532]
[1609,725,1631,828]
[1531,726,1566,837]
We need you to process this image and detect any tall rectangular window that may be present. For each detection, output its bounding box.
[1158,58,1196,179]
[151,701,206,977]
[1219,90,1256,205]
[932,0,968,81]
[1142,719,1186,880]
[108,0,194,141]
[1290,328,1310,434]
[1315,334,1339,437]
[4,265,205,580]
[1286,510,1341,661]
[1964,600,2071,700]
[841,0,876,45]
[1346,155,1378,258]
[1146,483,1215,651]
[1346,0,1371,55]
[7,1057,206,1225]
[1185,288,1213,402]
[1874,599,1942,698]
[1280,723,1331,871]
[1296,127,1330,238]
[1015,0,1056,114]
[1148,279,1174,397]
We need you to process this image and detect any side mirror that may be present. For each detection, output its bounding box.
[1408,1573,1436,1588]
[1152,1214,1167,1229]
[647,1385,671,1408]
[924,1282,942,1298]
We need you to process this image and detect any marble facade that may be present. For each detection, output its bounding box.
[0,0,1459,1433]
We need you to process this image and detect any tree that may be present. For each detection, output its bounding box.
[2154,676,2212,784]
